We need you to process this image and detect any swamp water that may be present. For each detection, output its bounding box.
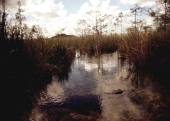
[24,51,170,121]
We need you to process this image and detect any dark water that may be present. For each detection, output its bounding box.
[23,51,170,121]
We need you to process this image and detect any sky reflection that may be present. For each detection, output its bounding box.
[27,51,170,121]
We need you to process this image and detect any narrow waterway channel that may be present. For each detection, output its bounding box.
[26,51,170,121]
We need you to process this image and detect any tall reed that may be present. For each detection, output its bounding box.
[118,30,170,70]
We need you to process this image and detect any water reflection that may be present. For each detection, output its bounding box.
[1,70,52,121]
[27,51,170,121]
[127,69,170,121]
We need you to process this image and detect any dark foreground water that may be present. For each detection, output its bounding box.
[22,51,170,121]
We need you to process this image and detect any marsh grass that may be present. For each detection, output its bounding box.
[118,31,170,70]
[100,35,119,53]
[53,35,120,56]
[1,0,170,83]
[0,13,75,120]
[0,2,75,79]
[49,34,119,57]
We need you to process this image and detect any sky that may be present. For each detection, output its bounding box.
[1,0,156,37]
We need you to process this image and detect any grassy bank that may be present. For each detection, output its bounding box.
[49,34,119,56]
[118,31,170,71]
[0,8,75,120]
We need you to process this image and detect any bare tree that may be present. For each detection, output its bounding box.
[75,2,112,56]
[129,4,144,34]
[150,0,170,31]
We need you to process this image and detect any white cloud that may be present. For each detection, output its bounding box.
[120,0,156,6]
[2,0,121,37]
[31,0,42,5]
[24,1,66,19]
[38,0,120,37]
[89,0,101,6]
[141,1,155,7]
[20,0,67,37]
[3,0,154,37]
[101,0,110,8]
[77,2,91,16]
[63,14,80,35]
[144,17,154,25]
